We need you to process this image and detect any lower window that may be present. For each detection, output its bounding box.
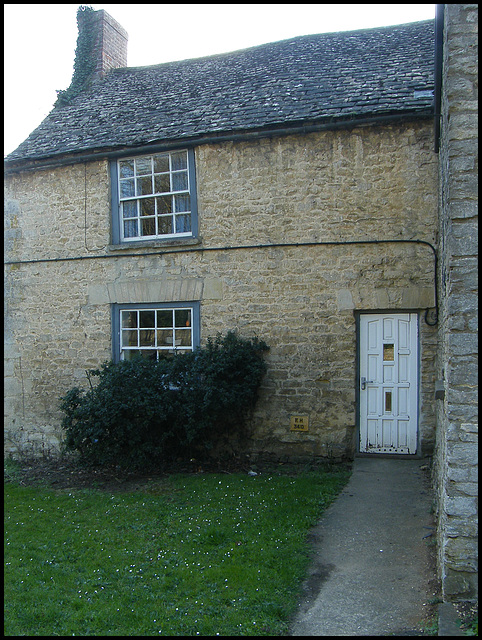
[112,302,200,362]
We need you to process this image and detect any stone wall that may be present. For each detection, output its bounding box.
[5,122,438,460]
[433,4,478,602]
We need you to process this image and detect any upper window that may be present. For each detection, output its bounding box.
[110,149,197,243]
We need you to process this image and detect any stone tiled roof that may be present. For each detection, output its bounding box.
[5,20,434,166]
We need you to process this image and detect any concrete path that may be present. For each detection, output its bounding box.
[290,457,437,636]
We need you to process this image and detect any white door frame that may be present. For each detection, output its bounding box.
[358,312,419,454]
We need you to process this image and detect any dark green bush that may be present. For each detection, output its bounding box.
[59,331,269,469]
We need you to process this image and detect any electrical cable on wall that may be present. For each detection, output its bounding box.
[84,162,108,252]
[4,238,439,325]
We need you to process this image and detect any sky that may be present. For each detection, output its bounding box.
[4,3,435,158]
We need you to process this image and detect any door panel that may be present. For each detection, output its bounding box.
[359,313,418,454]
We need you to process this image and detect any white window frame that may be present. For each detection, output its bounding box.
[112,302,200,362]
[110,148,198,244]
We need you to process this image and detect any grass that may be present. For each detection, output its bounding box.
[4,463,350,636]
[460,614,478,636]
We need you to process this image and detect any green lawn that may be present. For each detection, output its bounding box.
[5,466,350,636]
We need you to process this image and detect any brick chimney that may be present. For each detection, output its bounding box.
[55,8,128,107]
[77,8,128,81]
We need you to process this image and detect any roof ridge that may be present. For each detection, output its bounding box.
[110,19,435,75]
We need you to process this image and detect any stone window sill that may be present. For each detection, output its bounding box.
[107,236,202,252]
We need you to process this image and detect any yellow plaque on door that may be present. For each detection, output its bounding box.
[290,415,309,431]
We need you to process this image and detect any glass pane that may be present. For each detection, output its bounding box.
[153,154,169,173]
[140,198,155,216]
[174,194,190,212]
[383,344,395,361]
[158,216,173,235]
[121,310,137,328]
[175,309,191,327]
[172,171,188,192]
[120,179,135,198]
[135,157,152,175]
[154,174,171,193]
[171,151,187,171]
[140,218,155,236]
[122,201,137,218]
[140,330,155,346]
[124,219,138,238]
[123,349,141,361]
[141,350,158,361]
[139,310,155,328]
[121,330,138,347]
[119,159,134,178]
[157,195,172,214]
[175,214,191,233]
[157,329,173,345]
[137,176,153,196]
[157,310,173,327]
[159,350,176,360]
[385,390,392,412]
[176,329,192,347]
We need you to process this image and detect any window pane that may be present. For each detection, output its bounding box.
[137,176,153,196]
[124,219,138,238]
[121,311,137,328]
[159,350,176,360]
[157,310,173,327]
[175,214,191,233]
[123,201,137,218]
[123,349,141,361]
[140,218,155,236]
[172,171,188,192]
[154,174,171,193]
[142,350,158,361]
[385,390,393,412]
[171,151,187,171]
[140,198,155,216]
[158,216,173,235]
[157,329,174,345]
[122,330,138,347]
[383,344,395,361]
[157,195,172,214]
[139,310,155,328]
[135,157,152,175]
[153,154,169,173]
[119,160,134,178]
[174,194,190,212]
[175,309,191,327]
[120,179,135,198]
[140,330,155,346]
[176,329,192,347]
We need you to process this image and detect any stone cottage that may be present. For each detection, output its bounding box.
[3,4,477,601]
[5,7,438,460]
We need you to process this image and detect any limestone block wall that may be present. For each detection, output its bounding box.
[5,122,438,460]
[433,4,478,602]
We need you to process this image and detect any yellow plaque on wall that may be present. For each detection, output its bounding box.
[290,415,309,431]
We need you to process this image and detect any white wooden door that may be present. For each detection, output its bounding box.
[359,313,418,454]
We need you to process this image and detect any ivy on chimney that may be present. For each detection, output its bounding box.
[55,6,96,108]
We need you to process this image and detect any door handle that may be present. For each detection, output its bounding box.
[361,376,374,390]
